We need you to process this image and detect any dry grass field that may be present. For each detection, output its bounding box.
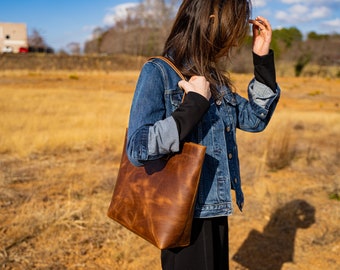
[0,69,339,270]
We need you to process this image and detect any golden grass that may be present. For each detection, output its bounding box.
[0,70,339,269]
[275,62,340,78]
[0,71,136,157]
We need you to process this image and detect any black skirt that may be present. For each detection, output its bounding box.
[161,216,229,270]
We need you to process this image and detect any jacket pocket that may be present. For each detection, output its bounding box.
[166,88,184,111]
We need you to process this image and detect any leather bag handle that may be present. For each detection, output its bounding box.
[149,56,186,81]
[149,56,186,101]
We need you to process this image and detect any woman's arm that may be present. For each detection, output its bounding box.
[127,62,180,166]
[250,16,277,91]
[253,50,276,91]
[173,76,211,141]
[235,16,280,132]
[235,79,280,132]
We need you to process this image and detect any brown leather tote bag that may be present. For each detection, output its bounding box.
[107,57,206,249]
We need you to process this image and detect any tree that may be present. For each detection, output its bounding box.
[28,29,54,53]
[272,27,303,48]
[269,27,303,59]
[92,27,104,39]
[84,0,178,56]
[295,53,311,77]
[67,42,81,55]
[307,31,329,41]
[28,29,47,48]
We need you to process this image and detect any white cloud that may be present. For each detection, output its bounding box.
[253,0,267,7]
[266,0,340,34]
[290,4,308,15]
[103,3,139,26]
[309,6,331,20]
[281,0,301,4]
[276,3,331,23]
[281,0,338,4]
[323,18,340,28]
[276,11,287,21]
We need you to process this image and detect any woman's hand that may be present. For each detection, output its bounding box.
[249,16,272,56]
[178,76,211,101]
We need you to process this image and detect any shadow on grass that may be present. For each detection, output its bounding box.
[232,199,315,270]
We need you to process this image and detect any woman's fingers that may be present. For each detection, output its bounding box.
[178,76,211,100]
[250,16,271,31]
[249,16,272,56]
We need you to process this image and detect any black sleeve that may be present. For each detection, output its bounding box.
[253,49,277,92]
[172,92,210,141]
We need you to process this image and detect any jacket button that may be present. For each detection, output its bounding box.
[226,126,231,132]
[234,178,238,184]
[215,100,222,106]
[228,153,233,159]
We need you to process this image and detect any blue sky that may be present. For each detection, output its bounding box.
[1,0,339,51]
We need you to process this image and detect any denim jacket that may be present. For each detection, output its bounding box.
[127,58,280,218]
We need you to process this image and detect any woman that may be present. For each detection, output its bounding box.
[127,0,280,269]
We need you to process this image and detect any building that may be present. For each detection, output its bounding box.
[0,23,28,53]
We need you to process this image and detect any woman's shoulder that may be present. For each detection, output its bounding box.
[142,57,183,86]
[147,57,176,73]
[139,57,169,79]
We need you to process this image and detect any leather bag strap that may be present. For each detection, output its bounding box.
[148,56,187,102]
[149,56,186,81]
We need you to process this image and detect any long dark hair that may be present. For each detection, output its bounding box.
[163,0,252,98]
